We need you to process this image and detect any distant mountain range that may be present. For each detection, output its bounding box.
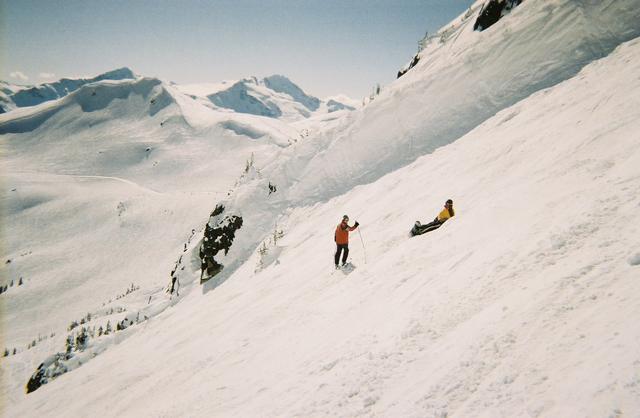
[1,69,357,119]
[0,68,136,114]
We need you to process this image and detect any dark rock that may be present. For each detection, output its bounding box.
[474,0,523,32]
[398,54,421,79]
[200,205,243,282]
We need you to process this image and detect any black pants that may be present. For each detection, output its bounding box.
[413,219,443,236]
[335,244,349,266]
[418,219,441,232]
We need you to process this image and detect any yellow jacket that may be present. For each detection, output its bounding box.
[437,208,454,222]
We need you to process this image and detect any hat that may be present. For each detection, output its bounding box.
[342,215,349,221]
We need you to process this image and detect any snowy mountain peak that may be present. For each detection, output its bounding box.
[207,79,285,118]
[94,67,136,80]
[196,74,350,121]
[262,74,321,112]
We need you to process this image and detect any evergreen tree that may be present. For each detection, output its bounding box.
[98,326,104,336]
[75,328,88,351]
[12,348,16,355]
[18,277,23,286]
[65,335,73,354]
[105,321,112,335]
[3,348,8,357]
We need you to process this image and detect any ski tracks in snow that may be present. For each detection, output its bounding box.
[71,174,163,195]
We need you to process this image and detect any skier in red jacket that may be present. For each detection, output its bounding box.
[334,215,359,268]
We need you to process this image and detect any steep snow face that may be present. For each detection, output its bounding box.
[283,0,640,203]
[7,34,640,418]
[0,68,135,112]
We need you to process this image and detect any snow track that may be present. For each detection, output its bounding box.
[70,175,163,195]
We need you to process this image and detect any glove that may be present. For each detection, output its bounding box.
[354,221,359,227]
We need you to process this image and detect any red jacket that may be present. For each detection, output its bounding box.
[335,222,357,245]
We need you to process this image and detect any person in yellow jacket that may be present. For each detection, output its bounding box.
[412,199,455,236]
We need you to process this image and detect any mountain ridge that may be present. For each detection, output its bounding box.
[0,67,136,114]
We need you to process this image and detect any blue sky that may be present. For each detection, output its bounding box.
[2,0,474,98]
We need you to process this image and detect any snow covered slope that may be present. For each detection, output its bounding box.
[0,68,135,113]
[174,0,640,297]
[6,32,640,418]
[2,0,640,416]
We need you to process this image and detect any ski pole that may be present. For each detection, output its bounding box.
[358,228,367,265]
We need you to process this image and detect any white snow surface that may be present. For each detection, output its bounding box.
[2,0,640,416]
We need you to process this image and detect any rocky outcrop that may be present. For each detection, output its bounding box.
[398,54,421,79]
[474,0,523,32]
[199,204,244,282]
